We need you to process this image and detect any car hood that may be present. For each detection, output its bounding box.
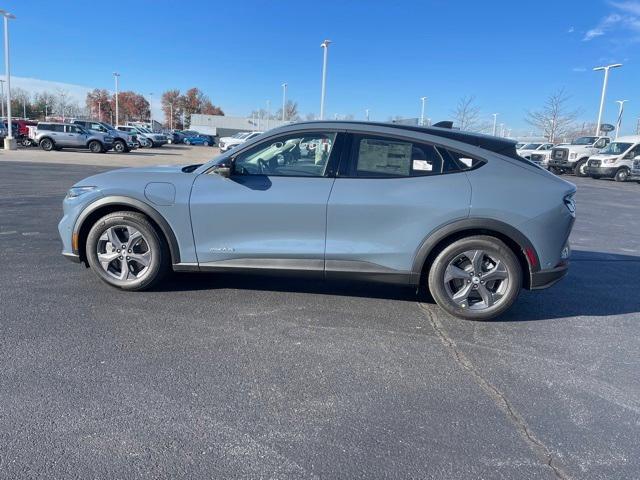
[589,154,618,160]
[73,165,191,187]
[220,137,241,143]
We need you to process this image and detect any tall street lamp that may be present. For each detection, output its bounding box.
[420,97,427,126]
[0,9,16,149]
[281,83,287,122]
[614,100,628,139]
[492,113,499,136]
[365,108,370,121]
[319,39,331,120]
[149,92,153,130]
[593,63,622,135]
[113,72,120,126]
[0,78,4,118]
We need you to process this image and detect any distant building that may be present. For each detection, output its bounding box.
[190,114,291,138]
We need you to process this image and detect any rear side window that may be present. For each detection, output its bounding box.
[347,134,482,177]
[40,124,64,132]
[38,124,52,131]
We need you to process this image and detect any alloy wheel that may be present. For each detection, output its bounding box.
[443,249,510,311]
[96,225,152,282]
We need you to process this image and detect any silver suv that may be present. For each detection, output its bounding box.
[36,122,114,153]
[73,120,136,153]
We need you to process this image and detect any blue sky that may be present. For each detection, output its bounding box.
[3,0,640,134]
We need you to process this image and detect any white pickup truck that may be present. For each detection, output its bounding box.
[547,136,610,176]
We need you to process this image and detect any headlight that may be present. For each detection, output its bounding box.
[603,158,617,164]
[66,186,96,199]
[569,152,577,159]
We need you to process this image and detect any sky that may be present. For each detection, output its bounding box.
[2,0,640,135]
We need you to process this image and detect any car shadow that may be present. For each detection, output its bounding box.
[118,151,182,156]
[157,250,640,321]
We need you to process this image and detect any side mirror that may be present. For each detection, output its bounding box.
[212,159,232,178]
[634,155,640,160]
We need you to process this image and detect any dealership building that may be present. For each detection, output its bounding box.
[189,114,291,139]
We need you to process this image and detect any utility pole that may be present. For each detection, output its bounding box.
[319,39,331,120]
[593,64,622,135]
[492,113,498,136]
[365,108,370,121]
[0,79,4,118]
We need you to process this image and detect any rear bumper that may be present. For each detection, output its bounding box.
[530,262,568,290]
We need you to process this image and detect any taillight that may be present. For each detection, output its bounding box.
[563,193,576,215]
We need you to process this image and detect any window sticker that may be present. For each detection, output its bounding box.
[358,139,412,176]
[412,159,432,171]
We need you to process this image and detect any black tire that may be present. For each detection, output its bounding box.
[427,235,522,321]
[203,141,210,146]
[88,140,103,153]
[184,139,190,145]
[86,211,170,291]
[40,138,54,151]
[614,168,630,182]
[591,175,602,180]
[113,139,127,153]
[574,159,588,177]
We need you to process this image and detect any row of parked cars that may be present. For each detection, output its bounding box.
[516,135,640,183]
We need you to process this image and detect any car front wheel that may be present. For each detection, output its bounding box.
[40,138,54,151]
[615,168,630,182]
[86,211,169,291]
[574,159,588,177]
[88,140,103,153]
[428,236,522,321]
[113,139,127,153]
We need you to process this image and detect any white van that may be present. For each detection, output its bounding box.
[586,135,640,182]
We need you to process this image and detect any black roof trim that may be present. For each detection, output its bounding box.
[280,121,518,158]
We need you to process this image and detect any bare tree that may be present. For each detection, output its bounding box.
[452,96,486,132]
[525,88,579,142]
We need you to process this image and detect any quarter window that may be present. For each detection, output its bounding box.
[349,135,482,178]
[234,132,337,177]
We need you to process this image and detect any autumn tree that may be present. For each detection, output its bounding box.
[33,91,57,119]
[111,91,150,122]
[161,89,183,129]
[525,88,579,142]
[86,89,113,122]
[180,87,224,128]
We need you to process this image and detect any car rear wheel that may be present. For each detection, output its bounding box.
[203,141,209,146]
[86,211,169,291]
[427,236,522,321]
[614,168,630,182]
[574,159,588,177]
[184,139,190,145]
[40,138,54,151]
[88,140,103,153]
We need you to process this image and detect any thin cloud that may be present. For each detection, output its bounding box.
[567,26,575,33]
[583,5,640,41]
[572,67,587,72]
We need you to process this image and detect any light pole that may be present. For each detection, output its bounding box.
[281,83,287,122]
[170,103,173,130]
[319,39,331,120]
[113,72,120,126]
[420,96,427,126]
[593,63,622,135]
[492,113,498,136]
[365,108,370,121]
[499,123,504,137]
[614,100,628,139]
[0,78,4,118]
[98,101,101,122]
[148,92,153,130]
[266,99,271,130]
[0,9,16,149]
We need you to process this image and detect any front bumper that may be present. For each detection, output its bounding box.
[530,262,569,289]
[548,161,575,169]
[587,165,617,177]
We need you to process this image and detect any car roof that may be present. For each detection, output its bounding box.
[613,135,640,143]
[267,121,519,157]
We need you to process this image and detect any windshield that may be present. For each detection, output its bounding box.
[572,136,598,145]
[522,143,541,150]
[233,132,251,139]
[598,142,633,155]
[99,122,115,131]
[515,143,525,149]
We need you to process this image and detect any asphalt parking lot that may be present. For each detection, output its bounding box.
[1,155,639,479]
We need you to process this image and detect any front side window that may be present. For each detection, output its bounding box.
[572,136,598,145]
[234,132,336,177]
[66,125,81,133]
[599,142,632,155]
[522,143,542,150]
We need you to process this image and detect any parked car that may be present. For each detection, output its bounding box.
[530,144,568,169]
[181,130,215,145]
[547,136,610,176]
[58,121,575,321]
[586,136,640,182]
[36,122,114,153]
[164,130,186,144]
[218,131,263,152]
[74,120,136,153]
[183,134,214,146]
[116,126,167,148]
[517,142,554,160]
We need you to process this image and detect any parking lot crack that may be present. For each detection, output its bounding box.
[417,303,572,480]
